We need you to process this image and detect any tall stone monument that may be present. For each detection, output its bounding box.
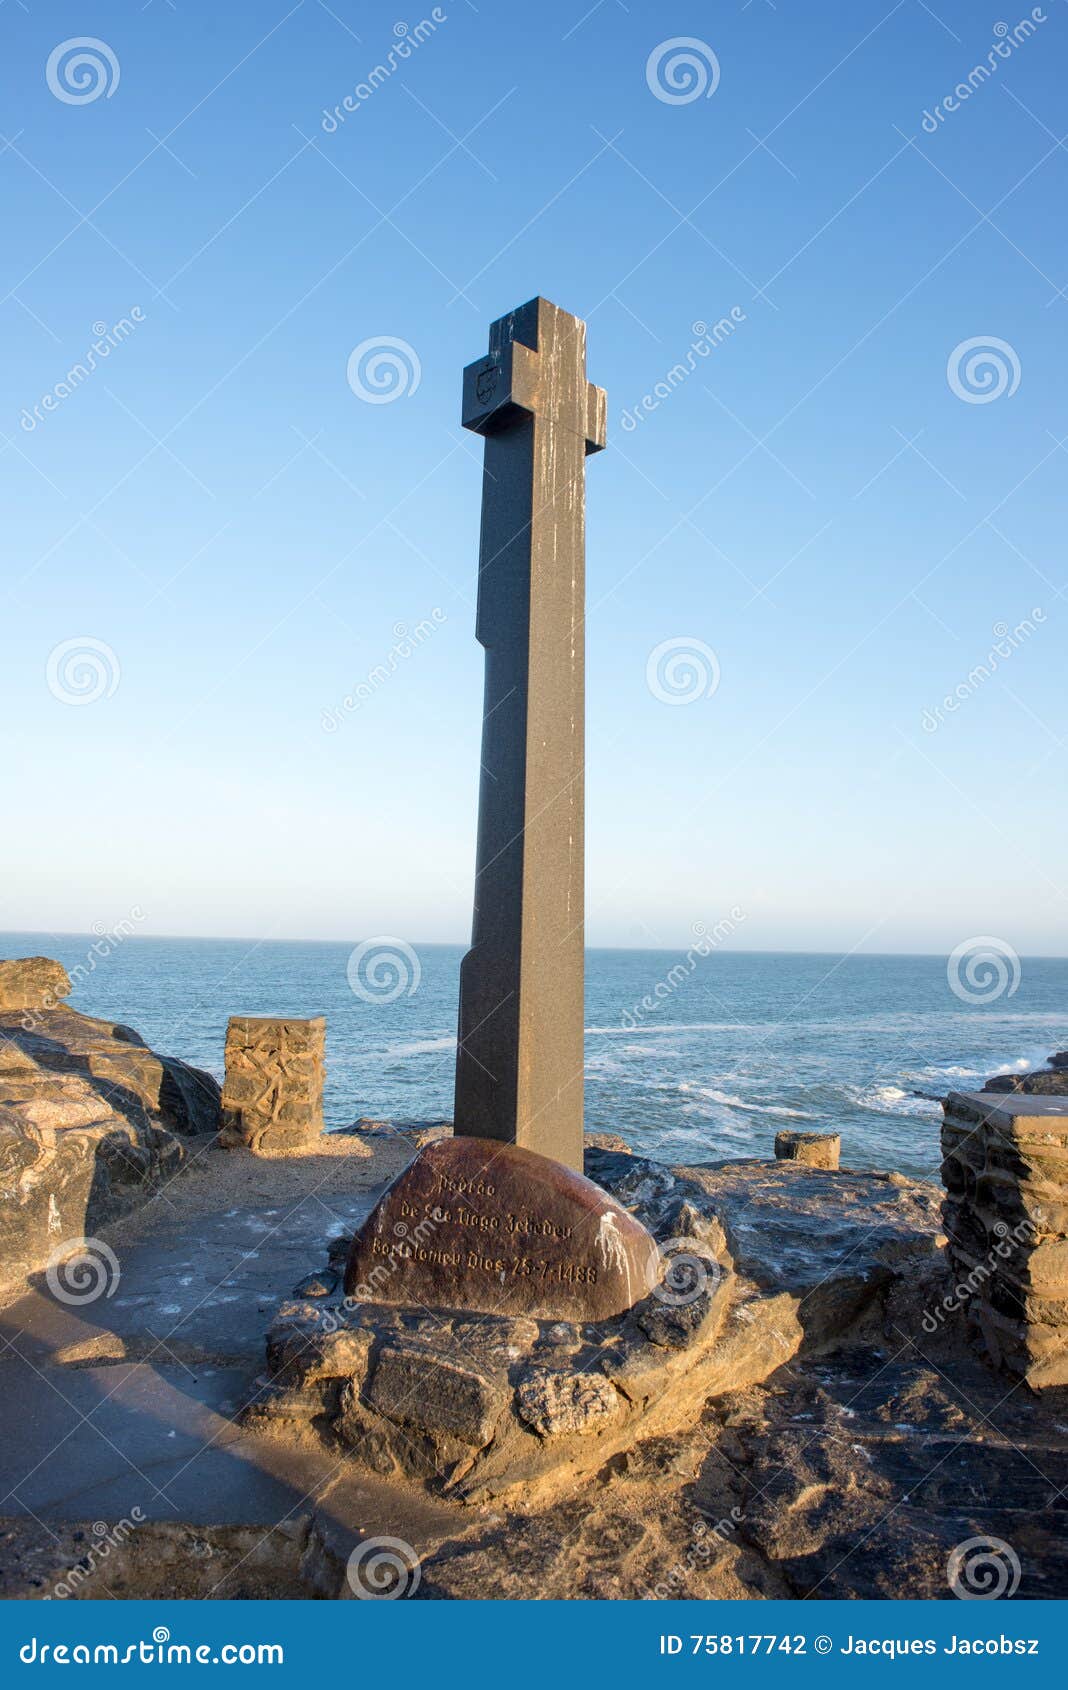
[453,297,606,1173]
[343,298,657,1324]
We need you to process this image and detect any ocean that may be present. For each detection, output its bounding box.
[5,933,1065,1181]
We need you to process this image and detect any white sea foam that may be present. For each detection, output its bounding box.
[851,1083,941,1119]
[677,1082,816,1119]
[383,1036,455,1058]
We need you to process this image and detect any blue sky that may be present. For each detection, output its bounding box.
[2,0,1066,955]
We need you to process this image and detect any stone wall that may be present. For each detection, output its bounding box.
[941,1089,1068,1389]
[219,1016,325,1153]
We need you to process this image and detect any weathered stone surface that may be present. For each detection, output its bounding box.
[588,1149,942,1346]
[292,1268,339,1298]
[514,1371,621,1438]
[0,1002,219,1299]
[942,1090,1068,1389]
[636,1261,728,1350]
[774,1129,840,1169]
[454,298,606,1174]
[1,1004,218,1137]
[344,1136,655,1320]
[248,1146,951,1504]
[0,957,71,1012]
[365,1343,507,1447]
[219,1015,325,1153]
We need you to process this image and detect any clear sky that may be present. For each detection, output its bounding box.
[3,0,1066,955]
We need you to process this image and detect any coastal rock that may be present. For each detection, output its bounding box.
[984,1054,1068,1096]
[1,1004,220,1137]
[0,987,220,1299]
[253,1148,944,1504]
[0,957,71,1012]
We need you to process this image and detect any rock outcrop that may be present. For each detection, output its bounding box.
[0,957,71,1013]
[984,1051,1068,1097]
[248,1148,942,1504]
[0,962,220,1298]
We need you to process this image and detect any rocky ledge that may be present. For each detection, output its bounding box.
[984,1050,1068,1097]
[0,956,220,1298]
[246,1145,943,1507]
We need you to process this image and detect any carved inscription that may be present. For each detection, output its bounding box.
[344,1136,656,1320]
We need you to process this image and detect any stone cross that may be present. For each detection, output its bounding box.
[453,297,606,1173]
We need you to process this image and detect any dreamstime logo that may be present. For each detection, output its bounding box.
[646,637,720,704]
[20,310,146,432]
[46,38,120,105]
[346,937,421,1004]
[46,637,120,706]
[46,1238,121,1305]
[321,610,447,732]
[947,336,1020,404]
[320,11,447,132]
[647,1236,720,1308]
[947,1535,1021,1600]
[620,910,747,1031]
[921,609,1045,733]
[920,11,1047,132]
[346,337,421,404]
[346,1535,422,1599]
[947,937,1021,1004]
[646,38,720,105]
[50,1512,145,1599]
[620,310,746,431]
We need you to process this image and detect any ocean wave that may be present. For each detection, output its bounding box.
[678,1082,816,1119]
[849,1083,941,1119]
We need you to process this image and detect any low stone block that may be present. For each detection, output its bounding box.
[774,1130,840,1169]
[219,1015,325,1152]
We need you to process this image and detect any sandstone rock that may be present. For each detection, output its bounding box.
[0,1002,220,1299]
[219,1016,325,1153]
[583,1131,631,1154]
[1,1005,218,1137]
[774,1129,840,1169]
[514,1370,621,1437]
[263,1305,375,1393]
[0,957,70,1012]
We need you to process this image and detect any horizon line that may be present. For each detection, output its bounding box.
[2,928,1068,964]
